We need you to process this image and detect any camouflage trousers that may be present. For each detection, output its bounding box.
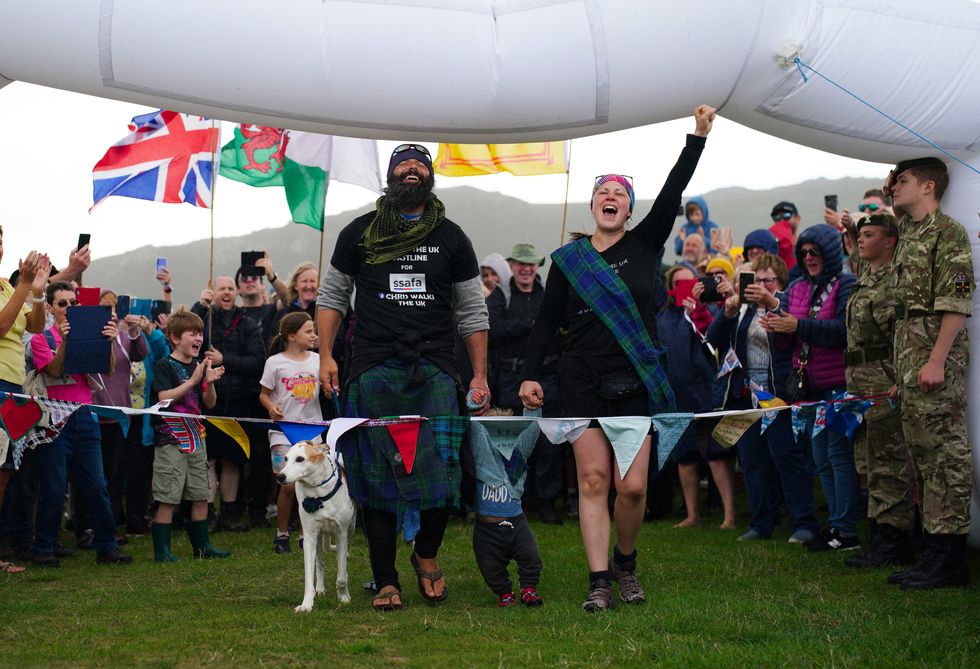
[848,363,915,530]
[895,318,973,535]
[853,409,915,530]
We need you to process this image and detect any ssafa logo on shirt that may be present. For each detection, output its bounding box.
[281,372,317,403]
[389,273,427,293]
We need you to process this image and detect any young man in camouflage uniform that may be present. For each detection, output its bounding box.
[884,157,973,589]
[841,212,915,568]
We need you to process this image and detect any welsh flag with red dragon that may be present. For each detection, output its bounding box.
[219,124,382,230]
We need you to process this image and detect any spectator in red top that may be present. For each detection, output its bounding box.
[769,201,800,270]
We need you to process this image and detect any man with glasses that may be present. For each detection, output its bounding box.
[768,201,800,270]
[825,189,894,229]
[235,253,288,350]
[234,257,288,529]
[316,143,489,610]
[29,281,132,566]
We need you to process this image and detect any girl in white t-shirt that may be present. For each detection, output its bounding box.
[259,312,322,554]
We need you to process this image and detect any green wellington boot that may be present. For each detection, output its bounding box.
[186,519,231,559]
[151,523,181,563]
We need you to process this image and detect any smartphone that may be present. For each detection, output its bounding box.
[698,275,722,303]
[130,298,153,319]
[240,251,265,277]
[77,233,91,250]
[74,286,100,306]
[672,278,697,307]
[155,257,168,274]
[151,300,172,321]
[676,204,684,217]
[824,194,838,212]
[116,294,131,319]
[738,272,755,303]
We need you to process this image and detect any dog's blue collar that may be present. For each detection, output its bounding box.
[302,469,344,514]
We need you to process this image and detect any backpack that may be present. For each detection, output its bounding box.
[23,329,62,399]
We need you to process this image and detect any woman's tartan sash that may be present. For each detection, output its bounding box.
[550,237,675,414]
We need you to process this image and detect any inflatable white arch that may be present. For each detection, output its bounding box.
[1,0,979,544]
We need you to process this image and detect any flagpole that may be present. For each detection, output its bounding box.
[317,216,326,281]
[559,140,573,245]
[207,118,218,349]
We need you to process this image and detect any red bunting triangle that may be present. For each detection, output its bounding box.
[385,421,421,474]
[0,394,43,442]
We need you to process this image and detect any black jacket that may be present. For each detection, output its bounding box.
[191,303,265,416]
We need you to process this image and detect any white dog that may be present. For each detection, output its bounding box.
[276,440,356,612]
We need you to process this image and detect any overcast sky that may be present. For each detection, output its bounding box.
[0,82,890,275]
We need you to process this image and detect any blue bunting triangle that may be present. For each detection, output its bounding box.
[89,407,130,436]
[598,417,650,479]
[791,405,807,441]
[651,413,694,471]
[812,404,827,438]
[826,392,870,441]
[277,421,327,445]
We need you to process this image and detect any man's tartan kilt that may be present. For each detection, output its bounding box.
[341,357,467,513]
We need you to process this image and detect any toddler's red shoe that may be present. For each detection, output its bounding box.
[498,592,517,607]
[520,587,543,607]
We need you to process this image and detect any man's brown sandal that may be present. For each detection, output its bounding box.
[411,553,448,603]
[372,585,402,611]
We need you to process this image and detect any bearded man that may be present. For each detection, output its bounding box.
[316,144,489,610]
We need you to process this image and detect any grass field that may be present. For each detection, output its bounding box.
[2,511,978,669]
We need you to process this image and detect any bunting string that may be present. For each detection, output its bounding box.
[0,389,886,478]
[0,390,888,430]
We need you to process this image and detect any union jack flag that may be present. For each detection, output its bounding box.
[91,110,220,211]
[162,416,207,454]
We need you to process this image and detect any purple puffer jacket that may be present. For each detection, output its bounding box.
[784,280,846,390]
[776,224,855,392]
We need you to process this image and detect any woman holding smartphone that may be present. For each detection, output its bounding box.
[706,253,820,544]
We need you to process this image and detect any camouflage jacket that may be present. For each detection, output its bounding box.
[846,258,898,396]
[892,208,974,318]
[848,261,896,352]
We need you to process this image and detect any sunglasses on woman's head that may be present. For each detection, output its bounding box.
[858,203,881,212]
[55,299,79,308]
[392,143,431,158]
[593,174,634,188]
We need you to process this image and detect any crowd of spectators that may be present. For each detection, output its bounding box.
[0,140,970,599]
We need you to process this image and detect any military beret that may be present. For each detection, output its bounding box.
[893,157,947,179]
[857,212,899,235]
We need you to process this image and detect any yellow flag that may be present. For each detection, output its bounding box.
[206,418,251,459]
[711,411,764,448]
[434,142,567,177]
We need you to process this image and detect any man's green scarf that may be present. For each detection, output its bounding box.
[361,195,446,265]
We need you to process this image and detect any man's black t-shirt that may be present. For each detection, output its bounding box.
[331,213,479,380]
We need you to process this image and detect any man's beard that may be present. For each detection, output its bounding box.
[384,170,435,211]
